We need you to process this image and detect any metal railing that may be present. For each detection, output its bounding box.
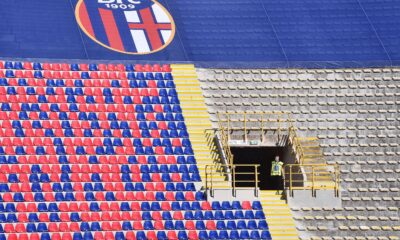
[215,111,339,196]
[287,125,305,164]
[284,164,340,197]
[205,164,260,197]
[217,111,292,141]
[217,111,305,164]
[217,122,234,165]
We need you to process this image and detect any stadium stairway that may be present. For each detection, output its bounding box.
[299,137,335,187]
[299,137,325,165]
[171,64,229,188]
[260,191,299,240]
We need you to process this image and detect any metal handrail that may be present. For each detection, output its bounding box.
[217,111,306,164]
[216,114,235,165]
[216,112,338,197]
[284,164,340,197]
[205,164,260,198]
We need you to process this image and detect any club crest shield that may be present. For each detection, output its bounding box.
[75,0,175,54]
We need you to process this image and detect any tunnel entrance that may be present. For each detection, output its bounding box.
[230,146,289,190]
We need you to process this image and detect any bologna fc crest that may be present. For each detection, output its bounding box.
[75,0,175,54]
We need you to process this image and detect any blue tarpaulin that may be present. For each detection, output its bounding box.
[0,0,399,68]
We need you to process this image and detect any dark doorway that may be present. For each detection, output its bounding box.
[231,147,286,190]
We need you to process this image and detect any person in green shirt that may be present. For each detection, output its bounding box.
[271,156,284,189]
[271,156,284,176]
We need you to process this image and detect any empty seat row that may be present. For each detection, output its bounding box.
[0,111,185,122]
[0,80,178,93]
[0,201,263,213]
[0,95,180,105]
[0,77,175,88]
[1,120,187,131]
[4,137,192,148]
[0,137,191,148]
[0,86,178,97]
[1,103,182,113]
[0,229,271,240]
[0,190,204,203]
[0,182,197,196]
[0,219,268,232]
[0,168,199,183]
[0,204,264,218]
[0,209,264,221]
[0,171,201,185]
[0,198,260,211]
[1,97,180,107]
[0,145,192,156]
[0,128,189,138]
[0,62,171,72]
[1,171,200,184]
[0,82,176,96]
[0,163,197,174]
[0,70,173,81]
[0,155,196,164]
[0,73,175,88]
[2,119,187,129]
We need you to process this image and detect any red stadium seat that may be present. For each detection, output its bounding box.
[133,221,144,230]
[161,202,171,211]
[188,231,199,240]
[173,211,184,220]
[185,221,196,230]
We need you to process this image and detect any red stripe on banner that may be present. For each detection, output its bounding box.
[141,8,162,50]
[79,2,95,37]
[129,7,170,50]
[99,8,125,51]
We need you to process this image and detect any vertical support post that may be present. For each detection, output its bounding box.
[277,112,281,143]
[311,166,315,197]
[227,113,231,142]
[335,164,340,197]
[261,114,265,143]
[255,165,259,197]
[205,166,208,193]
[289,165,293,197]
[232,165,236,197]
[211,166,214,197]
[244,112,247,143]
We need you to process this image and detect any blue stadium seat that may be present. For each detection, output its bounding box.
[122,222,133,230]
[4,61,13,69]
[91,222,101,231]
[175,221,185,230]
[84,232,94,240]
[144,221,154,230]
[227,220,237,230]
[115,232,125,240]
[184,211,194,220]
[157,231,168,240]
[198,230,208,240]
[229,230,240,239]
[258,220,269,230]
[261,230,272,239]
[252,201,262,210]
[164,220,174,230]
[219,230,229,239]
[209,231,219,240]
[162,212,172,220]
[217,220,226,230]
[205,211,214,220]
